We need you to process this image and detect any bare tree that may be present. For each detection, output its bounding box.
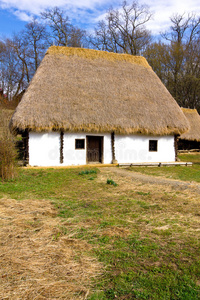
[144,13,200,111]
[0,40,23,100]
[41,7,86,47]
[0,10,88,102]
[0,41,7,94]
[24,18,49,72]
[7,34,30,85]
[0,19,49,101]
[90,0,153,55]
[90,20,120,52]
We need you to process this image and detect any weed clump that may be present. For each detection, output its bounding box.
[79,170,97,175]
[107,178,118,186]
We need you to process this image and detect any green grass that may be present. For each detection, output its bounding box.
[128,164,200,183]
[127,152,200,183]
[178,153,200,164]
[0,167,199,299]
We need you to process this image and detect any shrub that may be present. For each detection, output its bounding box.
[0,110,17,181]
[0,140,17,181]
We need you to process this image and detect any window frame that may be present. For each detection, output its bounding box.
[149,140,158,152]
[75,139,85,150]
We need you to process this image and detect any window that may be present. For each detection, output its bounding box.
[149,140,158,152]
[75,139,85,149]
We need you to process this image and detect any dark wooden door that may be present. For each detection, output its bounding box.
[87,136,103,163]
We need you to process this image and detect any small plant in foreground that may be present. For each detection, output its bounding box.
[79,170,97,175]
[107,178,118,186]
[137,191,150,196]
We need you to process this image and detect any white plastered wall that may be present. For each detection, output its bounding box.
[29,132,112,166]
[28,132,175,166]
[63,133,112,165]
[29,132,60,166]
[115,135,175,163]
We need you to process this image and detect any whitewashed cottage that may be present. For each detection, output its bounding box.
[10,46,189,167]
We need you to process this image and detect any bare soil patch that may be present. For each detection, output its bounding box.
[0,198,101,299]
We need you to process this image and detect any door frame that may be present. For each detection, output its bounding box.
[86,135,104,164]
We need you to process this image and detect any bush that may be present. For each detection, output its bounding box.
[0,140,17,181]
[0,110,17,181]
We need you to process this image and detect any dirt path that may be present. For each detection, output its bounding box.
[101,167,200,193]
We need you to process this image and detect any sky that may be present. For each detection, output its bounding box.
[0,0,199,40]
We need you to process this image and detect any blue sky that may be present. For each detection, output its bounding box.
[0,0,199,39]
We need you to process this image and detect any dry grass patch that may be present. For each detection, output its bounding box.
[98,167,200,238]
[0,198,102,299]
[0,167,199,299]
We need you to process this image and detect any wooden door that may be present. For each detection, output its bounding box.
[87,136,103,163]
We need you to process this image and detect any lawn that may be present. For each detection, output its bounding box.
[0,166,200,299]
[178,153,200,164]
[127,154,200,183]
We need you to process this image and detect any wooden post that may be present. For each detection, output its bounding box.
[174,135,178,161]
[22,129,29,166]
[111,132,118,164]
[60,131,64,164]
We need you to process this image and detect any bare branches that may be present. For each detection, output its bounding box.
[90,0,153,55]
[161,13,200,45]
[41,7,86,47]
[145,13,200,111]
[0,19,48,101]
[24,18,49,71]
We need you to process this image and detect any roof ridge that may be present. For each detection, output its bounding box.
[46,46,151,69]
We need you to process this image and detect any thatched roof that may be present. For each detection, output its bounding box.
[10,46,189,135]
[179,108,200,141]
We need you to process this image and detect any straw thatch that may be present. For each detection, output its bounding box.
[179,108,200,141]
[10,46,189,135]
